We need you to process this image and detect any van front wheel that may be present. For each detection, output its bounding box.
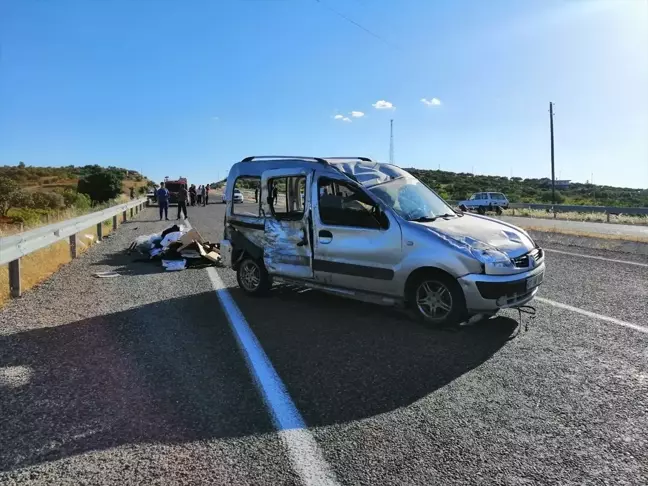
[237,257,271,296]
[408,273,466,327]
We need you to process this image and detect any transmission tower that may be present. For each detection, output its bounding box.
[389,119,394,164]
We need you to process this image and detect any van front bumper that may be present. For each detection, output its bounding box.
[458,262,545,312]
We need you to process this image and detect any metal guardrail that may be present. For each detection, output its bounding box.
[0,197,147,297]
[507,203,648,216]
[447,200,648,217]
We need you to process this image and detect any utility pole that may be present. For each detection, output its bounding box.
[549,102,556,204]
[389,119,394,164]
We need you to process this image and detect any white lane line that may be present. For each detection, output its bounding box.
[544,248,648,268]
[536,297,648,335]
[183,219,339,484]
[206,268,340,485]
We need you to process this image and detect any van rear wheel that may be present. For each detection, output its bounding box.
[408,273,466,327]
[237,257,271,296]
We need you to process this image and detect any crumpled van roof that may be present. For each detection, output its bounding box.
[227,156,411,188]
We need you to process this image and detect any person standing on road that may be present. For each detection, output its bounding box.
[157,182,170,221]
[201,184,207,206]
[177,184,188,220]
[196,185,202,206]
[254,187,258,202]
[273,186,278,205]
[205,184,210,205]
[189,184,197,206]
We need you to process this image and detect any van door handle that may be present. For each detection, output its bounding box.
[319,230,333,244]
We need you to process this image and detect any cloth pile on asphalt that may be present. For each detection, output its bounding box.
[128,224,221,271]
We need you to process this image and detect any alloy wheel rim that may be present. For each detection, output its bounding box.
[241,261,261,291]
[416,281,453,320]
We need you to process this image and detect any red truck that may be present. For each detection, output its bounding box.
[164,177,188,205]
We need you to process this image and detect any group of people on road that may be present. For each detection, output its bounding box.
[155,182,212,221]
[188,184,209,206]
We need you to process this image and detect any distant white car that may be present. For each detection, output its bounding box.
[223,188,244,203]
[459,192,509,214]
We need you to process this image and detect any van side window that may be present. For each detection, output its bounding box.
[318,178,381,229]
[233,177,261,217]
[268,176,306,221]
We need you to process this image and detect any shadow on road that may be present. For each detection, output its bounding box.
[229,285,517,425]
[91,250,212,276]
[0,292,272,472]
[0,285,516,472]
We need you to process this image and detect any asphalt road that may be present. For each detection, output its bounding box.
[1,202,646,485]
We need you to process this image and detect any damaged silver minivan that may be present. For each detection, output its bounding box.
[220,156,545,326]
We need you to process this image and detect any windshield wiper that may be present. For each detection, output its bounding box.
[409,213,456,223]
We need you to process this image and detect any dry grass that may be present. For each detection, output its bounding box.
[0,218,117,308]
[503,208,648,225]
[0,195,132,237]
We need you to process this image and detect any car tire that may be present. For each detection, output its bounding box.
[237,257,271,296]
[477,206,486,215]
[407,271,467,327]
[496,206,503,215]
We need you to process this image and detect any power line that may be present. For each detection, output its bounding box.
[314,0,400,50]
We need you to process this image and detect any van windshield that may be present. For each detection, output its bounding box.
[368,176,457,221]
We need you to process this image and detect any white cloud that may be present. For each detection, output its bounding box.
[333,114,352,122]
[342,117,352,122]
[334,114,344,120]
[372,100,394,110]
[350,111,365,118]
[421,97,442,106]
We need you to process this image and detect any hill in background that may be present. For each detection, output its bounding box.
[0,162,154,229]
[404,168,648,208]
[0,162,152,196]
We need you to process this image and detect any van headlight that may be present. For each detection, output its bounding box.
[470,248,513,269]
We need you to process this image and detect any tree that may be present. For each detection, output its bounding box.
[77,168,123,203]
[0,177,21,216]
[539,190,565,204]
[31,191,65,210]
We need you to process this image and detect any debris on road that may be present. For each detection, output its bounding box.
[127,224,221,271]
[93,271,121,278]
[162,259,187,271]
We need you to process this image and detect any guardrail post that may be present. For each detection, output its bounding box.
[122,210,127,223]
[96,222,103,241]
[130,207,134,218]
[113,215,118,230]
[512,208,515,215]
[9,259,21,298]
[135,205,138,215]
[606,212,610,223]
[69,234,77,259]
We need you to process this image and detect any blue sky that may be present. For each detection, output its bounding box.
[1,0,646,188]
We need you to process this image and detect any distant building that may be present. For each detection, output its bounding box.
[554,180,571,189]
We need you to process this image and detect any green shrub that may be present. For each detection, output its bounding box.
[73,192,91,210]
[77,168,123,203]
[31,192,65,210]
[9,208,50,226]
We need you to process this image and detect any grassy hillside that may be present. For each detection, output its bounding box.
[404,168,648,208]
[0,162,152,195]
[0,163,154,232]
